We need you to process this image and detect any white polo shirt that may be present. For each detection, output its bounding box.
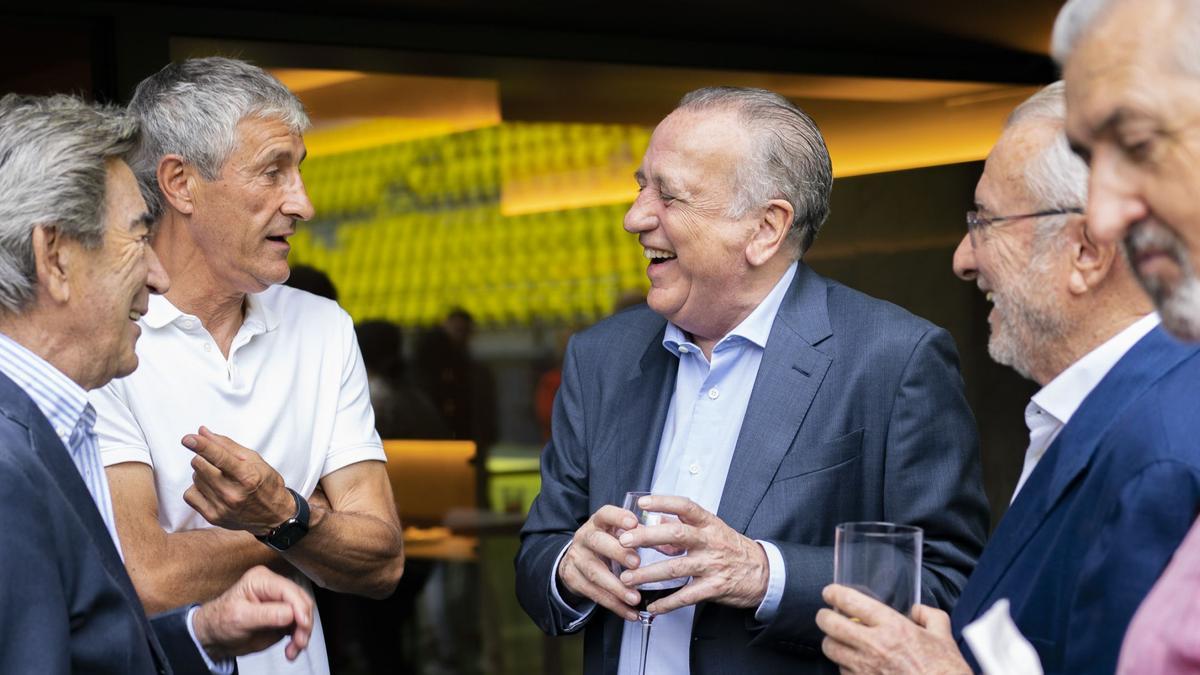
[90,284,385,675]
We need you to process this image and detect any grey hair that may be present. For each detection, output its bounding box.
[0,94,139,314]
[1051,0,1118,65]
[128,56,310,219]
[676,86,833,257]
[1003,82,1089,245]
[1052,0,1200,75]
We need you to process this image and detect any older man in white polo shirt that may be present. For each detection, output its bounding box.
[90,58,404,675]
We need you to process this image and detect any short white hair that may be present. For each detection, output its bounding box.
[128,56,310,219]
[0,95,139,313]
[676,86,833,257]
[1004,82,1089,244]
[1052,0,1200,76]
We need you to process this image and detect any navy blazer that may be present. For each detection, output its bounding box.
[951,326,1200,675]
[516,263,990,674]
[0,372,210,674]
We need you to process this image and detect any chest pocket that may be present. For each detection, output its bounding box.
[772,428,864,483]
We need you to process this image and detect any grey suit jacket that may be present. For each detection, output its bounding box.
[515,263,989,674]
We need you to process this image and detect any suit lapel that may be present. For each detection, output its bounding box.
[603,321,678,508]
[717,263,833,534]
[952,327,1200,628]
[0,373,171,671]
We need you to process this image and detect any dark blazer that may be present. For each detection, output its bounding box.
[516,263,990,674]
[0,371,211,674]
[951,326,1200,675]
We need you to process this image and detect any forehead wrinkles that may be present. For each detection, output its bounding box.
[652,111,744,205]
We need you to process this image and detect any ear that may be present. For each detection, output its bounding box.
[1066,215,1118,295]
[157,154,198,216]
[31,225,74,304]
[745,198,795,267]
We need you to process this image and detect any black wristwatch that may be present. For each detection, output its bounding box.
[256,488,310,551]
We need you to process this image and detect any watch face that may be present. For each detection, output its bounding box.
[270,520,308,550]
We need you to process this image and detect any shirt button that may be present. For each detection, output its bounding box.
[203,343,212,352]
[678,345,690,354]
[708,387,719,400]
[689,463,700,475]
[182,319,194,330]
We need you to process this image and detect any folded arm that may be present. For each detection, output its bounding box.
[180,429,404,600]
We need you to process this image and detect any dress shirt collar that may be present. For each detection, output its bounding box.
[143,290,280,333]
[1031,312,1161,426]
[663,261,798,358]
[0,331,90,444]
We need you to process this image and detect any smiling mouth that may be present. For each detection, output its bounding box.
[644,247,676,264]
[266,235,290,244]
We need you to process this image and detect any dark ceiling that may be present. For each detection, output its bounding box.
[2,0,1065,102]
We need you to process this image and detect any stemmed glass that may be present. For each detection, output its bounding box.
[613,491,689,675]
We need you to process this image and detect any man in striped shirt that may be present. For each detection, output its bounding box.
[0,93,314,673]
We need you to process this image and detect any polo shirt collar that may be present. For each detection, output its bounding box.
[143,290,280,333]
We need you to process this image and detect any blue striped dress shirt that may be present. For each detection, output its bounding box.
[0,332,123,556]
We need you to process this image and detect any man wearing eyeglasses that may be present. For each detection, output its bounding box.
[817,82,1200,675]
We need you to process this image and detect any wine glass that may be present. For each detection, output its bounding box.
[613,491,689,675]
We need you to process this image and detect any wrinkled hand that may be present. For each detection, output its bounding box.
[557,505,641,622]
[193,565,313,661]
[616,495,768,614]
[182,426,295,535]
[816,584,969,675]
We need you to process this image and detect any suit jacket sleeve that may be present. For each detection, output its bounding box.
[515,335,593,635]
[150,606,220,675]
[753,326,988,647]
[0,451,73,674]
[1065,459,1200,674]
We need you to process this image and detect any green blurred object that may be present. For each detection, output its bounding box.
[487,443,542,515]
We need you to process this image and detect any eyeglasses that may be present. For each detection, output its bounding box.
[966,208,1084,243]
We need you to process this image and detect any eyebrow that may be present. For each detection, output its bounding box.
[634,169,682,197]
[256,146,297,169]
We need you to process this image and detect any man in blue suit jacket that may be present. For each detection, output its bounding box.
[515,87,989,674]
[0,94,315,673]
[818,83,1200,675]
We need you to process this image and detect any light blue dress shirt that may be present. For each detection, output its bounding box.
[0,332,231,674]
[550,262,796,674]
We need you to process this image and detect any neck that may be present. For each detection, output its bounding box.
[1032,292,1152,386]
[687,258,793,359]
[0,310,91,389]
[154,211,247,353]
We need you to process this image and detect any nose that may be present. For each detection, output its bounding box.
[144,243,170,295]
[283,170,315,222]
[1085,149,1147,245]
[952,232,978,282]
[624,189,656,234]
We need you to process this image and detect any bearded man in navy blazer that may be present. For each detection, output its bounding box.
[515,86,990,674]
[0,94,316,673]
[818,83,1200,675]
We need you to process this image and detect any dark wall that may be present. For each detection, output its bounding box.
[811,162,1036,526]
